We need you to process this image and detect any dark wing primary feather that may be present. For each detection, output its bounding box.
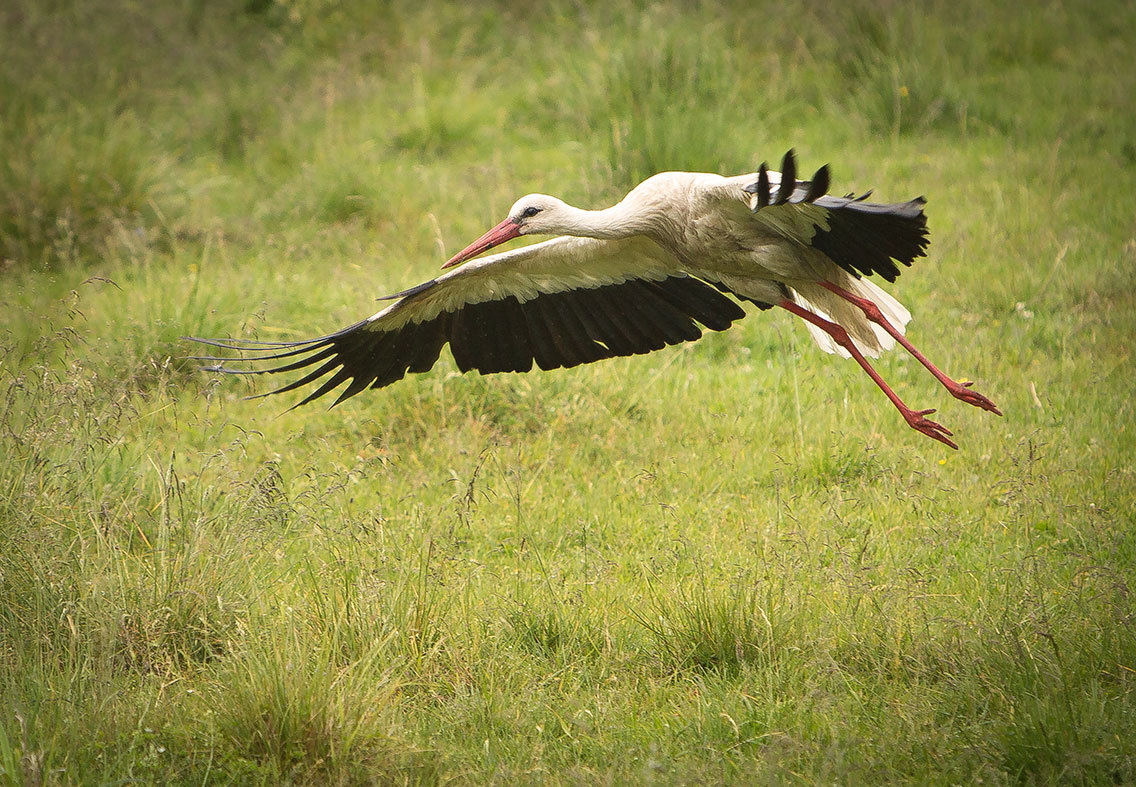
[745,150,929,282]
[185,236,748,408]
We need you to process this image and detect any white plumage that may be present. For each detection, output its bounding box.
[188,151,999,448]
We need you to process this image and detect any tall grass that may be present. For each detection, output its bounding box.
[2,0,1135,782]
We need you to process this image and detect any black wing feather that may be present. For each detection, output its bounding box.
[579,287,652,354]
[187,274,748,407]
[811,195,928,282]
[492,298,536,374]
[404,315,450,375]
[545,295,608,366]
[802,165,830,202]
[747,151,929,282]
[532,296,588,368]
[773,150,796,205]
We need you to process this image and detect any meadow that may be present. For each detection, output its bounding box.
[2,0,1134,782]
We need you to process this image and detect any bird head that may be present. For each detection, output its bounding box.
[442,194,568,268]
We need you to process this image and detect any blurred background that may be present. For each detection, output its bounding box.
[5,0,1132,274]
[1,1,1133,783]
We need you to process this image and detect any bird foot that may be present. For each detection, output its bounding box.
[945,380,1002,416]
[903,407,958,450]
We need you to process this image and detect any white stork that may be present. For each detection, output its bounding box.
[188,151,1000,449]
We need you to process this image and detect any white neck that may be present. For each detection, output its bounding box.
[555,199,656,240]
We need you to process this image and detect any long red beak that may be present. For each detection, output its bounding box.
[442,218,522,269]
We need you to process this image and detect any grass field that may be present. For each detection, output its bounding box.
[2,0,1135,782]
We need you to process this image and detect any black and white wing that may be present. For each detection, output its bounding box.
[185,235,748,408]
[745,150,929,282]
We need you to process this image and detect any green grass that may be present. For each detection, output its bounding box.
[3,0,1135,782]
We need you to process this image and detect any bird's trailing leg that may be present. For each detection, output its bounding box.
[778,299,958,449]
[818,281,1001,415]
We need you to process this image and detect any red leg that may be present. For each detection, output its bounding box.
[779,299,958,449]
[818,281,1001,415]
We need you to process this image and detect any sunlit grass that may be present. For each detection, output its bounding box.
[2,0,1135,783]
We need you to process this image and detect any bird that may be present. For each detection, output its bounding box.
[187,150,1000,449]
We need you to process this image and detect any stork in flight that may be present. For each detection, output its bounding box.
[188,151,1000,449]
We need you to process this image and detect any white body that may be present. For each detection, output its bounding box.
[370,170,910,358]
[192,152,999,446]
[193,150,1006,446]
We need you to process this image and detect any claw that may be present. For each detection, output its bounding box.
[903,407,958,449]
[813,281,1004,423]
[946,383,1002,416]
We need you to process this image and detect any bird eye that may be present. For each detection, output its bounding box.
[521,206,541,219]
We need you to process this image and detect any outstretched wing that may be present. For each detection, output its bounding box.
[186,235,748,408]
[745,150,929,282]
